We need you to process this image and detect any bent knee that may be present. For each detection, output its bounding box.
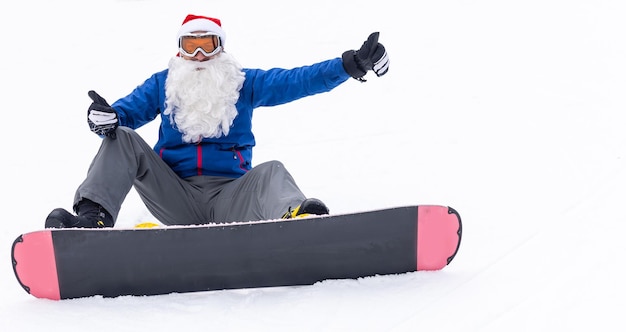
[114,126,135,136]
[256,160,286,171]
[109,126,143,141]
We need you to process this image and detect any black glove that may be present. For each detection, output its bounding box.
[342,32,389,82]
[87,90,118,139]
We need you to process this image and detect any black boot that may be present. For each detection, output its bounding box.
[281,198,329,219]
[45,199,114,228]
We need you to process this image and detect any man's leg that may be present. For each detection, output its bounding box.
[74,127,205,226]
[209,160,307,223]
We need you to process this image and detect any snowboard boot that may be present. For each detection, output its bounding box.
[45,199,114,229]
[281,198,329,219]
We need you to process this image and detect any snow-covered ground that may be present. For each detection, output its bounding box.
[1,0,625,331]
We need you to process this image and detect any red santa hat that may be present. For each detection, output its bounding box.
[177,14,226,46]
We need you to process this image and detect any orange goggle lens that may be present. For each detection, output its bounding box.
[179,34,222,57]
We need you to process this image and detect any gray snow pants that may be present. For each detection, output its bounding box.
[74,127,306,225]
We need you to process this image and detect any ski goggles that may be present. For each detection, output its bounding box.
[178,33,223,57]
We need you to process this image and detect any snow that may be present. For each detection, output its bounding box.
[1,0,625,330]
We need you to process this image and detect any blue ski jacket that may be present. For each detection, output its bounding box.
[111,57,350,179]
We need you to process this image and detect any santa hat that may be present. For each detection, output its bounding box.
[177,14,226,46]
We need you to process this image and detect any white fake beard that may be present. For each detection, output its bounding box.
[164,53,245,143]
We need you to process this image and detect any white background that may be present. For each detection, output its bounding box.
[1,0,625,331]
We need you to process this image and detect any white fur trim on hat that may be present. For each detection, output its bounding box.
[177,16,226,46]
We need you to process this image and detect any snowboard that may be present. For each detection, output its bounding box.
[11,205,462,300]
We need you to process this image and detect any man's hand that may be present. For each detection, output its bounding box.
[87,90,118,139]
[342,32,390,82]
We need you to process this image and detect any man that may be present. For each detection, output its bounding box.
[45,14,389,228]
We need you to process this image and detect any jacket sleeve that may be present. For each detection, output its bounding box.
[241,57,350,108]
[111,70,167,129]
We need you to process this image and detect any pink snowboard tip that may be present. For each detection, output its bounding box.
[416,206,462,270]
[11,231,61,300]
